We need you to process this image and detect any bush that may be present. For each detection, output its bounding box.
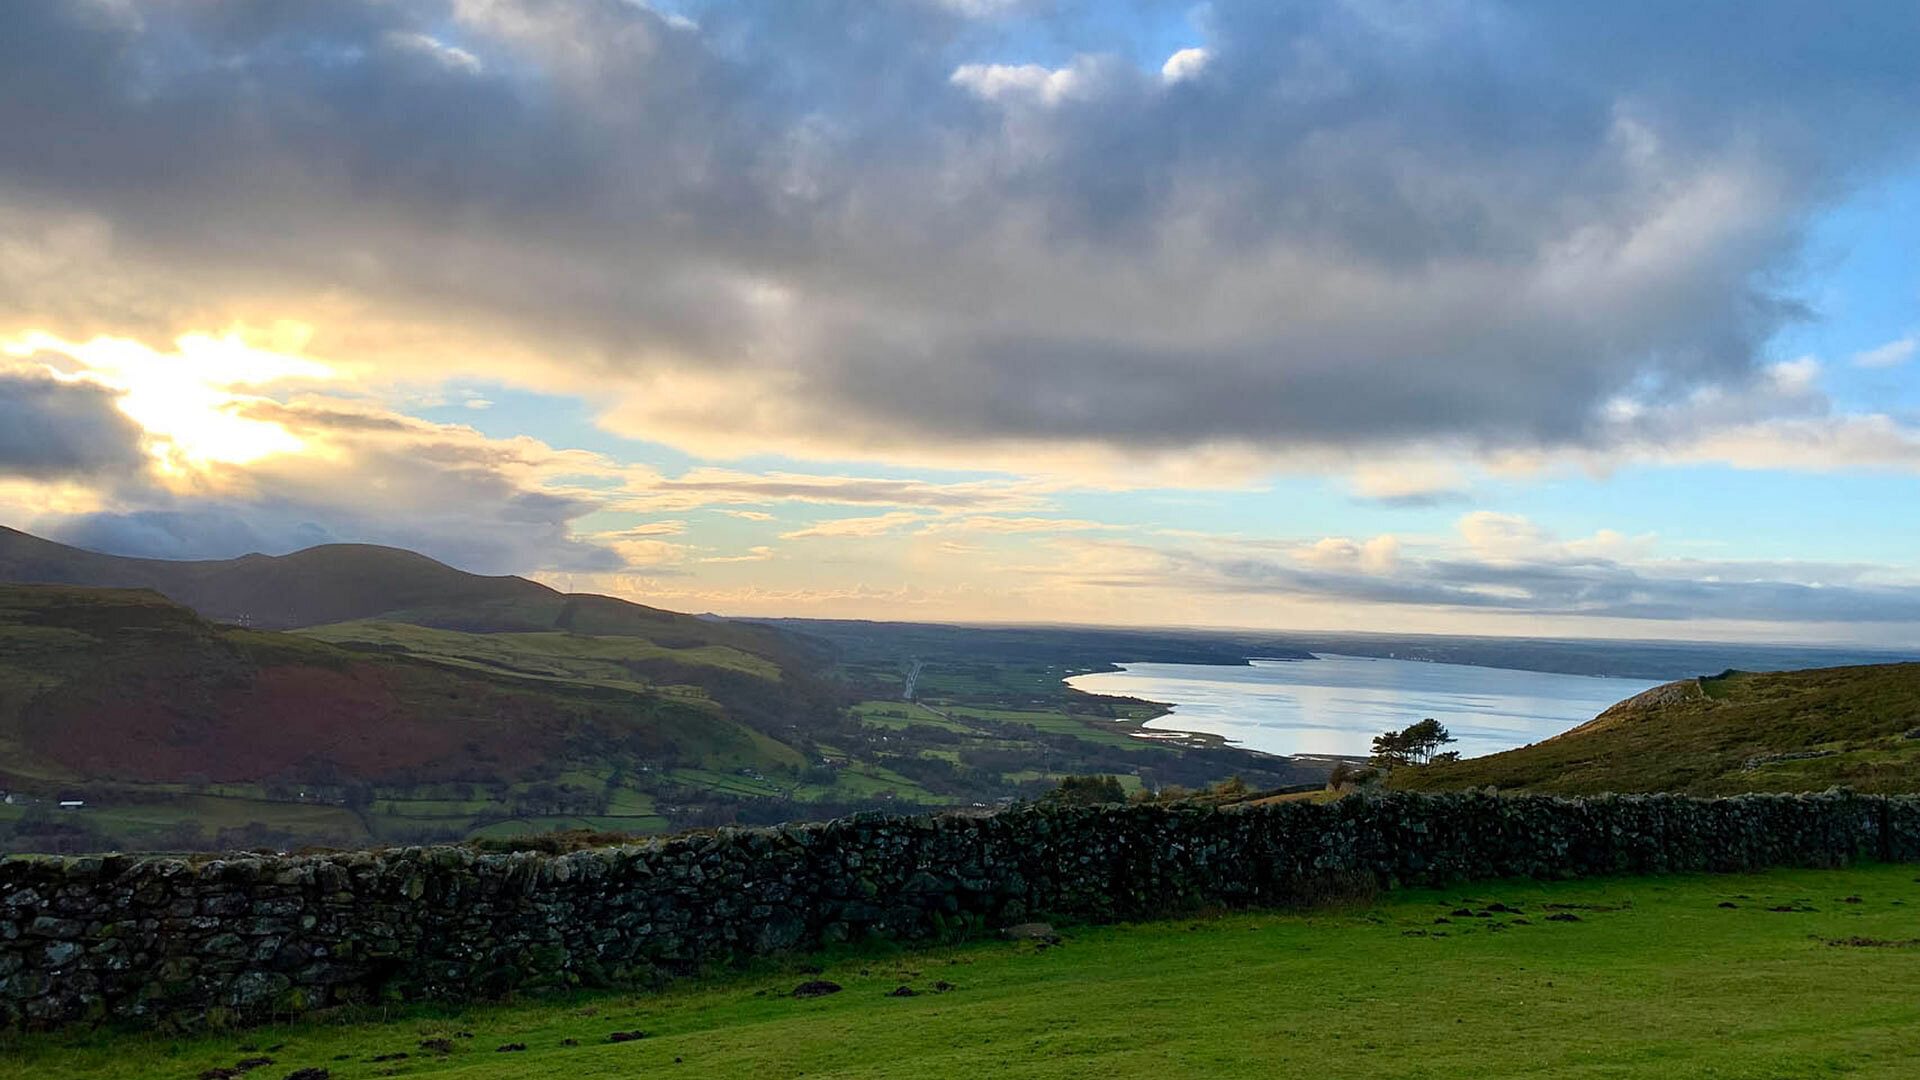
[1044,775,1128,805]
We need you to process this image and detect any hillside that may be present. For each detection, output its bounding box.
[1390,663,1920,795]
[0,585,801,847]
[0,527,814,669]
[0,581,1319,852]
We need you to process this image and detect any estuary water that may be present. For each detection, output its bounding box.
[1065,654,1663,759]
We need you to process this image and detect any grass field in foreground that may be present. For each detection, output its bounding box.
[11,864,1920,1079]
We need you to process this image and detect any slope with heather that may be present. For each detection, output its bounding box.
[1390,663,1920,796]
[0,585,802,847]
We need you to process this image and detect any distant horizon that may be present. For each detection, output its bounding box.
[14,518,1920,654]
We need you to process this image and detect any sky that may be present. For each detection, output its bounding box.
[1,0,1918,644]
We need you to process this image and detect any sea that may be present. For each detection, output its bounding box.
[1065,654,1664,758]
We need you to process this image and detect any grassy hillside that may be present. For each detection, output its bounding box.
[0,585,802,849]
[0,526,544,629]
[298,620,783,687]
[12,864,1920,1078]
[0,527,818,670]
[1391,663,1920,796]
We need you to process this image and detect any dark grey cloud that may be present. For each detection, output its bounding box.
[39,460,624,575]
[648,472,1045,510]
[0,372,146,479]
[2,1,1918,458]
[1146,545,1920,625]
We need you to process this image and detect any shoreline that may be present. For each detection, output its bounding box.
[1065,655,1663,761]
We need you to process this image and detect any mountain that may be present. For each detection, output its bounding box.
[0,525,819,665]
[0,526,538,628]
[1389,663,1920,796]
[0,585,799,842]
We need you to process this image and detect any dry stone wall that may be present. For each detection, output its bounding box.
[6,789,1919,1032]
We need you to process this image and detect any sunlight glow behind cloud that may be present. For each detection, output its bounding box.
[3,330,331,471]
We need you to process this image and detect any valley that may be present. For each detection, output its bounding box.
[0,530,1321,854]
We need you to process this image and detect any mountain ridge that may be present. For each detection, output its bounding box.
[0,525,818,667]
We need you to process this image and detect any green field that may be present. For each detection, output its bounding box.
[13,864,1920,1079]
[296,620,782,686]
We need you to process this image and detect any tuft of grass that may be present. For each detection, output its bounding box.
[10,863,1920,1079]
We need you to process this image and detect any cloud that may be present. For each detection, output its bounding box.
[32,445,626,574]
[603,520,687,537]
[1348,461,1470,506]
[951,61,1096,106]
[1037,515,1920,625]
[629,468,1054,512]
[601,536,690,569]
[2,0,1915,472]
[780,511,932,540]
[3,340,631,573]
[1159,47,1209,84]
[0,371,147,479]
[918,515,1121,535]
[701,545,776,563]
[1294,535,1401,574]
[1853,336,1916,369]
[1457,511,1554,561]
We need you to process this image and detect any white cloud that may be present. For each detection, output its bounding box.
[950,61,1090,106]
[385,31,484,75]
[1348,460,1469,505]
[624,468,1057,513]
[780,511,932,540]
[1853,336,1916,369]
[1160,47,1210,84]
[701,545,775,563]
[918,515,1120,535]
[935,0,1027,17]
[602,520,686,537]
[1457,511,1552,560]
[1294,534,1401,573]
[604,537,689,567]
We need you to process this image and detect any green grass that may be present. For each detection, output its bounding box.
[951,707,1150,751]
[12,864,1920,1078]
[296,621,782,686]
[1393,662,1920,796]
[851,701,973,733]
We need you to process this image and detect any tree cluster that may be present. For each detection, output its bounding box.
[1370,719,1457,769]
